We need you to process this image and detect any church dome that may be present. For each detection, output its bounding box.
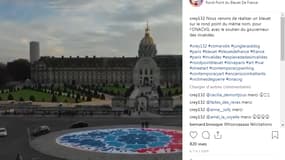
[140,28,154,45]
[138,23,157,57]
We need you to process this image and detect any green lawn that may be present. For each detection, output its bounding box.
[0,89,76,103]
[162,87,182,96]
[102,86,127,95]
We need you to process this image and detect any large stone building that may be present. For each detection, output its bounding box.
[31,25,182,88]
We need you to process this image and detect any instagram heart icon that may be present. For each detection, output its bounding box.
[190,131,198,139]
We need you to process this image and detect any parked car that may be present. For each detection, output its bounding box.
[0,128,8,137]
[32,125,50,137]
[70,121,88,129]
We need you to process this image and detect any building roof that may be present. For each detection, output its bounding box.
[154,55,182,68]
[35,55,182,69]
[37,56,138,68]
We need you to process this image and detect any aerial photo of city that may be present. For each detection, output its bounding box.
[0,0,182,160]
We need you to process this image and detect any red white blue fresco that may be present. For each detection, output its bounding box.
[56,128,182,154]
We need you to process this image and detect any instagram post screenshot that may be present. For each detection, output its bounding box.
[184,0,285,160]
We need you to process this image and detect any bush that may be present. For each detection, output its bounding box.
[7,94,14,100]
[19,97,24,101]
[29,95,35,101]
[0,96,2,101]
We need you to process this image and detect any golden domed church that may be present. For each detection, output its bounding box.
[31,24,182,88]
[138,24,157,57]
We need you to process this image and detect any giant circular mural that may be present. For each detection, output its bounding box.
[56,128,182,154]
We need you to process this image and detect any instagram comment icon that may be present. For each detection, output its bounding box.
[189,0,203,7]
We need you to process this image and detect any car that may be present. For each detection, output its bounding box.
[70,121,88,129]
[32,125,50,137]
[0,128,8,137]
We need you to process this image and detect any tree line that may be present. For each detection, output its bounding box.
[0,59,30,87]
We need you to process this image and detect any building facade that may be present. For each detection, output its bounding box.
[31,25,182,87]
[30,41,40,64]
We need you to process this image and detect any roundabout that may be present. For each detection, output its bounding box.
[56,128,181,154]
[30,125,182,160]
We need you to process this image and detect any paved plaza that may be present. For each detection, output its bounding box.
[0,116,181,160]
[31,125,182,160]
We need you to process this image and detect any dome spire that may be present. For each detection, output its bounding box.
[145,21,150,35]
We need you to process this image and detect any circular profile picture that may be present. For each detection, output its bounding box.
[190,0,203,7]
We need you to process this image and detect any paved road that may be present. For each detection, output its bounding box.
[0,116,181,160]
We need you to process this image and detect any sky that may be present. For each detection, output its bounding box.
[0,0,181,63]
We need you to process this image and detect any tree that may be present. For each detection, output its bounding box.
[6,59,30,81]
[93,90,98,96]
[51,94,57,102]
[100,94,105,100]
[0,63,11,86]
[168,90,172,96]
[75,94,80,103]
[63,87,67,93]
[87,95,92,101]
[67,92,71,97]
[175,88,179,95]
[157,86,163,97]
[124,85,134,97]
[29,95,35,101]
[7,94,14,100]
